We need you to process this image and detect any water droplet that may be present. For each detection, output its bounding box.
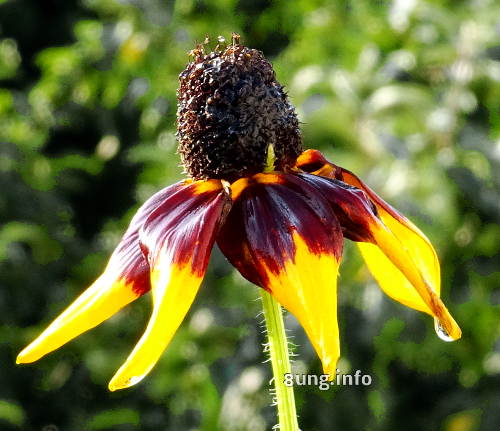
[434,318,454,342]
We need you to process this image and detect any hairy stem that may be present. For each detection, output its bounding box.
[260,289,299,430]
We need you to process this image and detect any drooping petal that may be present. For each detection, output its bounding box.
[299,170,461,340]
[108,179,230,391]
[17,182,185,364]
[296,149,440,294]
[218,173,343,377]
[334,169,442,306]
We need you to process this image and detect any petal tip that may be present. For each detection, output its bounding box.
[16,346,38,364]
[108,374,145,392]
[321,357,339,381]
[15,352,27,365]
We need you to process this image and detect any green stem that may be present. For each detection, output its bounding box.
[260,289,299,431]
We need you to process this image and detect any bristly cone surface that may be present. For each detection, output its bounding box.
[176,36,303,182]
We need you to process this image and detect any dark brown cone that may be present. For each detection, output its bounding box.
[176,39,303,181]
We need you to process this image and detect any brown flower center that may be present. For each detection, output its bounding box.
[176,35,303,182]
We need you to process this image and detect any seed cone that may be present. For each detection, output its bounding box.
[176,36,303,181]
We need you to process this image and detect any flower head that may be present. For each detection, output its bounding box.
[17,36,461,391]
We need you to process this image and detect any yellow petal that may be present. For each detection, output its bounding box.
[265,232,341,377]
[358,242,430,313]
[108,262,203,391]
[218,173,343,377]
[16,182,188,364]
[295,150,461,341]
[337,170,461,340]
[356,207,439,314]
[360,222,461,341]
[17,273,140,364]
[108,179,228,390]
[335,167,441,296]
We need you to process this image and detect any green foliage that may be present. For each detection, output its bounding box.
[0,0,499,430]
[87,408,139,430]
[0,400,25,427]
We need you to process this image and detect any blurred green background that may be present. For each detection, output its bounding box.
[1,0,499,430]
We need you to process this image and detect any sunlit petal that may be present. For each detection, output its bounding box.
[329,160,441,297]
[218,173,343,376]
[359,225,461,340]
[108,180,230,390]
[298,170,461,341]
[296,149,440,295]
[17,182,185,364]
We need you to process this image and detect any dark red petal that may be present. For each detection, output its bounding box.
[109,181,186,295]
[295,149,410,228]
[297,173,378,243]
[139,180,231,277]
[218,172,344,376]
[294,149,331,174]
[108,179,230,390]
[217,173,342,288]
[15,181,187,365]
[296,150,461,341]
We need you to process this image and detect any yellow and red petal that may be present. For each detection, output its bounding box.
[17,182,186,364]
[359,225,460,340]
[298,169,461,341]
[218,173,343,376]
[108,179,230,391]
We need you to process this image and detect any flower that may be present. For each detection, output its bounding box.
[17,36,461,391]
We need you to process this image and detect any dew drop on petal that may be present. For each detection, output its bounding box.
[434,318,454,342]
